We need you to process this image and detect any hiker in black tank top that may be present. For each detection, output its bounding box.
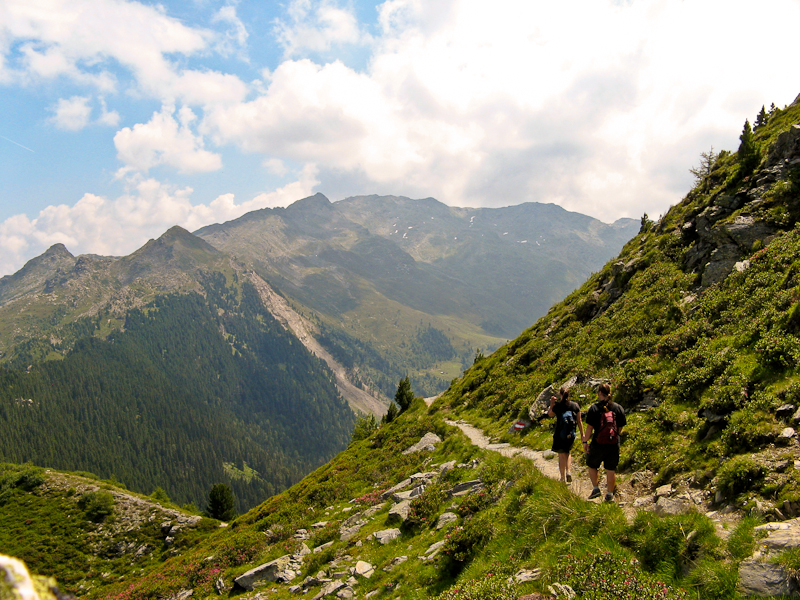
[548,386,584,484]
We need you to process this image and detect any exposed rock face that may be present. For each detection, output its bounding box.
[387,499,412,523]
[738,560,797,597]
[403,432,442,454]
[234,554,302,590]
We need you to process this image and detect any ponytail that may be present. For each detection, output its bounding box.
[559,386,570,403]
[598,383,612,410]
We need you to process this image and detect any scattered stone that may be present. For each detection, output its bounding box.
[449,480,483,497]
[312,580,345,600]
[336,586,354,599]
[542,450,556,460]
[314,541,334,554]
[777,404,796,419]
[387,500,412,523]
[380,479,412,500]
[778,428,796,444]
[633,497,653,508]
[654,484,673,499]
[403,432,443,454]
[509,568,541,583]
[297,543,311,557]
[436,512,458,530]
[410,472,437,485]
[438,461,457,474]
[294,529,310,541]
[311,522,329,528]
[383,556,408,572]
[547,582,576,599]
[372,529,401,544]
[421,540,446,560]
[366,591,380,598]
[354,561,374,578]
[391,487,425,502]
[214,577,227,595]
[654,496,691,516]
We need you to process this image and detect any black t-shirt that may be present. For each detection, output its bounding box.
[552,400,581,437]
[585,401,626,444]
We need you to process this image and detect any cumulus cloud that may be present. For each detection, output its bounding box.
[1,0,248,106]
[213,5,249,57]
[0,166,320,276]
[51,96,92,131]
[114,105,222,174]
[274,0,372,57]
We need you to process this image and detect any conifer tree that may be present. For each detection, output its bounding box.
[394,376,415,412]
[689,146,718,193]
[207,483,236,521]
[754,105,768,130]
[382,402,399,424]
[738,119,759,176]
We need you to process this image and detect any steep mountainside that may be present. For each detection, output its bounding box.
[0,227,355,510]
[195,197,637,395]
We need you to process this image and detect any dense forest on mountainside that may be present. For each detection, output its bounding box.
[0,278,355,510]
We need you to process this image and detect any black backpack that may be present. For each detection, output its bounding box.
[558,408,577,442]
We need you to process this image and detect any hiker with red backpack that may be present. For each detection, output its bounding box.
[548,386,584,484]
[581,383,626,502]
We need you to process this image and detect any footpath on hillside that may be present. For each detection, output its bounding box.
[425,396,726,525]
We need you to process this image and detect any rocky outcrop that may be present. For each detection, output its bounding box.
[402,432,442,454]
[234,554,303,590]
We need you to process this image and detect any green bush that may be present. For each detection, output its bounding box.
[78,491,115,522]
[405,481,448,529]
[726,515,763,561]
[628,511,718,578]
[441,514,494,565]
[683,557,738,600]
[551,551,689,600]
[721,408,780,454]
[716,455,765,499]
[435,572,516,600]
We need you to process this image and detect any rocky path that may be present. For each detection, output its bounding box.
[444,419,594,499]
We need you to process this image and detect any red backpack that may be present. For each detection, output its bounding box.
[595,408,618,445]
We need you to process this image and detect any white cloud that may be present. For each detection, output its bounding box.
[275,0,372,57]
[0,167,320,276]
[1,0,248,107]
[205,0,800,219]
[114,104,223,174]
[51,96,92,131]
[213,5,249,57]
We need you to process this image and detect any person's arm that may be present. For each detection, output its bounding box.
[582,423,593,451]
[577,409,585,440]
[547,395,557,417]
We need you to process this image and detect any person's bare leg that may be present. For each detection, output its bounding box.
[565,452,573,481]
[588,467,599,487]
[606,470,616,494]
[558,452,568,481]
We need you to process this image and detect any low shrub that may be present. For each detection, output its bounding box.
[441,514,494,565]
[726,515,763,561]
[435,571,516,600]
[78,491,115,522]
[716,455,765,499]
[550,551,689,600]
[405,482,448,529]
[628,511,718,578]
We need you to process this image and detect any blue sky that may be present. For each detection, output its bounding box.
[2,0,800,276]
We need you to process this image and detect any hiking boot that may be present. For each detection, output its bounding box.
[566,473,572,483]
[604,492,614,503]
[588,487,601,499]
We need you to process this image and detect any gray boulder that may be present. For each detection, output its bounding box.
[234,555,294,590]
[387,500,412,524]
[403,432,442,454]
[436,512,458,530]
[372,528,401,544]
[738,559,798,597]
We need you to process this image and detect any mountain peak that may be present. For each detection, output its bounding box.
[288,192,332,211]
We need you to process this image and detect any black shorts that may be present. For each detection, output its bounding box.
[586,442,620,471]
[552,435,576,454]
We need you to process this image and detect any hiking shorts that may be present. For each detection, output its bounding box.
[552,435,576,454]
[586,442,620,471]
